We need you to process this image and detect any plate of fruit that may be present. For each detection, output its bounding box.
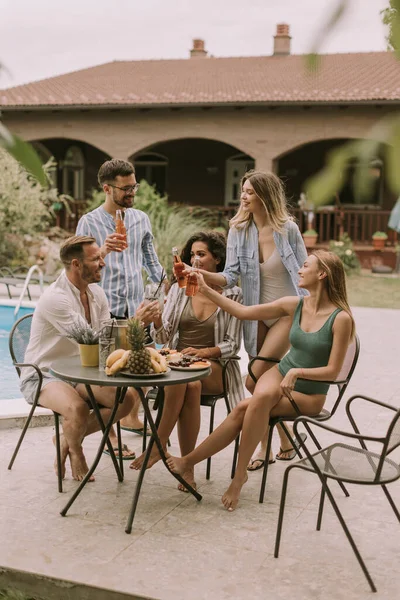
[158,348,183,362]
[168,356,211,371]
[105,318,170,377]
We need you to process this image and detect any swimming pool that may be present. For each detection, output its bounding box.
[0,304,35,399]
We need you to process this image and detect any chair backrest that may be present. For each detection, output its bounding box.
[330,334,360,416]
[9,313,33,378]
[386,408,400,455]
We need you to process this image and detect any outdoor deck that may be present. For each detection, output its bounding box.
[1,306,400,599]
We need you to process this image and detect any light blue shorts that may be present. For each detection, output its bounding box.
[20,374,78,405]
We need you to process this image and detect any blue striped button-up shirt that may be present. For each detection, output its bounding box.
[76,206,163,317]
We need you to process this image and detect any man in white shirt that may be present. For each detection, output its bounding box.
[20,235,157,482]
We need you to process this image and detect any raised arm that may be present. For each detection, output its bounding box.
[196,272,296,322]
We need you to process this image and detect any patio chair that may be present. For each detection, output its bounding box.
[143,357,240,479]
[7,313,63,493]
[274,394,400,593]
[239,335,360,503]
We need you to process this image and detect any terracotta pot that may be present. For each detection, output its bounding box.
[372,238,386,251]
[79,344,99,367]
[302,234,318,248]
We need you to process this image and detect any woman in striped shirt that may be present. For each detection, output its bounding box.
[130,231,244,491]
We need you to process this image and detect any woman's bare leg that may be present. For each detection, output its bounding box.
[247,317,293,468]
[130,383,189,470]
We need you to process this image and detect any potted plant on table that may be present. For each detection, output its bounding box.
[66,317,100,367]
[372,231,388,251]
[302,228,318,248]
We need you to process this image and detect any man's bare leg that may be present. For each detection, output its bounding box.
[40,383,92,482]
[119,389,146,430]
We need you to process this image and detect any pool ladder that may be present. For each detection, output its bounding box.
[14,265,44,319]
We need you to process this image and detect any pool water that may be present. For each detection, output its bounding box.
[0,306,34,399]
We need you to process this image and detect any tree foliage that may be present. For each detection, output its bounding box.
[304,0,400,208]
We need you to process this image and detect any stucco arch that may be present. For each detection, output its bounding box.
[27,134,112,160]
[273,134,361,163]
[127,134,254,162]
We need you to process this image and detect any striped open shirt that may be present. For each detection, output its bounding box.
[76,206,163,317]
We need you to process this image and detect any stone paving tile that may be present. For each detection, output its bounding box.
[1,306,399,599]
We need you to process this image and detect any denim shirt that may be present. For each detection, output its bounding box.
[222,220,308,357]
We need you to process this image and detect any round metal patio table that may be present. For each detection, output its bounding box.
[50,356,211,532]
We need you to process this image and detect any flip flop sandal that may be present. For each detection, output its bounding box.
[120,426,151,436]
[247,457,276,471]
[276,432,307,461]
[103,444,136,460]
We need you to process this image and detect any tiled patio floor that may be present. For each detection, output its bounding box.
[1,306,400,600]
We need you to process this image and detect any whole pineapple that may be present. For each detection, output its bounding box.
[126,318,153,374]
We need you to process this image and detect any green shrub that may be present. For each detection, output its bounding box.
[0,149,70,268]
[329,233,360,275]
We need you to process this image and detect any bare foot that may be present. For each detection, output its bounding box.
[166,453,189,476]
[53,434,69,479]
[221,474,248,511]
[120,417,146,430]
[69,450,95,482]
[129,447,163,470]
[177,469,196,493]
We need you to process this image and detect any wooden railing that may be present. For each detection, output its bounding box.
[292,207,393,245]
[210,205,395,245]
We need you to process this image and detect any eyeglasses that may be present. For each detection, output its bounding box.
[109,183,140,194]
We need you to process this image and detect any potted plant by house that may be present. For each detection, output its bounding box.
[66,318,100,367]
[302,228,318,248]
[372,231,388,251]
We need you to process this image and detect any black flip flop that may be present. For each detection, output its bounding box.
[247,457,276,471]
[276,432,307,461]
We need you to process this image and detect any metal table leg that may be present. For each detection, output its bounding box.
[125,387,202,534]
[60,385,126,517]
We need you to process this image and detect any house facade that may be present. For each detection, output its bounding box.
[1,25,400,255]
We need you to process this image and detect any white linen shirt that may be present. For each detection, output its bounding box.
[20,271,110,384]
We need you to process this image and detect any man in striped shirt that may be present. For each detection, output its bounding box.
[76,159,164,440]
[76,159,163,318]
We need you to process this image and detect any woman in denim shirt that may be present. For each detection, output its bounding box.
[200,171,308,466]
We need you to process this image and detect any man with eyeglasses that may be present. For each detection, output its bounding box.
[76,158,164,442]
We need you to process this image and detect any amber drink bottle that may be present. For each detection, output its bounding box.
[115,209,127,242]
[185,257,200,297]
[172,247,187,288]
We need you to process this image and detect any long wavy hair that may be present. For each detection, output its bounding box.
[229,170,292,232]
[180,231,226,272]
[312,250,356,340]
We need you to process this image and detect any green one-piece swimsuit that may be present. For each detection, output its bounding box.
[278,298,342,395]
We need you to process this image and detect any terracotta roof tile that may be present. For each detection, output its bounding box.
[1,52,400,108]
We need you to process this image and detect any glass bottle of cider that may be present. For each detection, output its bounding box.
[185,257,201,297]
[172,247,187,288]
[115,209,126,236]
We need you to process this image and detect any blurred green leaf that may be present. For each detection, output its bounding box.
[352,138,382,200]
[0,124,47,187]
[306,0,349,70]
[381,0,400,52]
[305,142,356,206]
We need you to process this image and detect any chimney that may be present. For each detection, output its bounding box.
[273,23,291,56]
[190,39,208,58]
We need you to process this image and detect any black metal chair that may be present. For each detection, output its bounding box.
[143,357,240,479]
[242,335,360,503]
[8,313,63,493]
[274,394,400,593]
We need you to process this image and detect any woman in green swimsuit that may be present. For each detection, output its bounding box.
[166,250,355,511]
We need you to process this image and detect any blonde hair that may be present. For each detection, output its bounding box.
[312,250,356,340]
[229,170,292,232]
